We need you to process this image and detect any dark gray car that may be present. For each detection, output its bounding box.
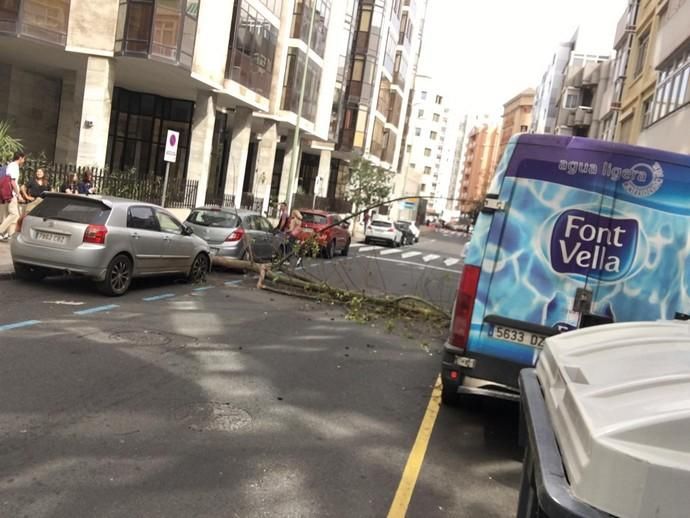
[185,207,285,262]
[11,193,211,295]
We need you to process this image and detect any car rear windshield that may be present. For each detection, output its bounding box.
[30,197,110,225]
[396,221,410,229]
[301,212,328,225]
[371,220,392,228]
[187,210,239,228]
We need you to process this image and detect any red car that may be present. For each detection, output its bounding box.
[297,209,351,258]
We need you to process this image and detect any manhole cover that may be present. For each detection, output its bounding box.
[176,402,252,432]
[109,330,172,346]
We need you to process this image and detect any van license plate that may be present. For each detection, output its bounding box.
[36,231,67,244]
[489,325,546,348]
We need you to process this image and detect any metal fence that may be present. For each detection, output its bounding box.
[204,193,236,208]
[240,192,264,212]
[19,160,198,209]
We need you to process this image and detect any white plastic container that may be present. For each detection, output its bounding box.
[536,320,690,518]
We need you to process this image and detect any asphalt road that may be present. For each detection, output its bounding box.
[0,230,522,518]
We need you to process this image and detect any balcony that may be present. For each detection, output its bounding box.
[567,106,593,127]
[614,2,637,48]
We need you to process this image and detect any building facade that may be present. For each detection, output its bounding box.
[458,122,500,216]
[497,88,534,160]
[0,0,426,214]
[637,0,690,154]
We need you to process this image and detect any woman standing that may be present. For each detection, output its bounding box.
[20,168,51,214]
[287,209,304,267]
[60,173,79,194]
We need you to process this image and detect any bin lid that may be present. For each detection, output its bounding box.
[536,320,690,518]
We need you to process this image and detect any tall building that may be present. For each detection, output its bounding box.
[392,73,456,221]
[637,0,690,154]
[615,0,662,144]
[0,0,426,215]
[445,115,470,213]
[458,122,500,215]
[498,88,534,160]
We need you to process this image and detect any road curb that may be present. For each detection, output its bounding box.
[0,271,15,281]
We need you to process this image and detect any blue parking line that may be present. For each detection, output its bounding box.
[0,320,41,332]
[142,293,176,302]
[224,280,242,286]
[192,286,214,292]
[73,304,120,316]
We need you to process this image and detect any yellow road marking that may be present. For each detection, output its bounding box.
[387,375,442,518]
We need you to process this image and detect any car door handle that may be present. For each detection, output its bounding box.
[131,232,140,239]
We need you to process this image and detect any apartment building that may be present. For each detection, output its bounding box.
[0,0,426,215]
[445,114,469,214]
[458,122,500,215]
[392,73,456,220]
[637,0,690,154]
[498,88,534,160]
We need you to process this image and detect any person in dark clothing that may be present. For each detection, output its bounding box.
[60,173,79,194]
[20,168,51,214]
[77,170,96,195]
[276,202,289,231]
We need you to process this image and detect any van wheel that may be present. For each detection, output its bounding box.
[98,254,132,296]
[364,237,370,245]
[441,381,461,406]
[187,253,210,283]
[14,263,47,282]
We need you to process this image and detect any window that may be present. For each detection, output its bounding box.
[406,144,412,152]
[8,0,70,45]
[423,166,431,175]
[127,206,159,231]
[282,48,322,121]
[650,44,690,124]
[435,95,442,104]
[432,113,440,122]
[414,128,421,136]
[0,0,20,33]
[156,210,183,233]
[564,89,579,108]
[520,125,529,132]
[409,163,416,169]
[421,91,427,100]
[424,148,431,157]
[430,130,437,140]
[420,184,426,192]
[417,109,424,118]
[291,0,331,57]
[641,96,653,129]
[634,32,649,77]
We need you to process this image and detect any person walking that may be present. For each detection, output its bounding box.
[20,168,51,214]
[0,151,27,242]
[287,209,304,267]
[275,202,289,232]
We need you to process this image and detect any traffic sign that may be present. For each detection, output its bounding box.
[164,130,179,163]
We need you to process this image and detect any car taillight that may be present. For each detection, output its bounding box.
[226,227,245,242]
[16,215,25,233]
[449,265,481,352]
[387,227,395,232]
[83,224,108,244]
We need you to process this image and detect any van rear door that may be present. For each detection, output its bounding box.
[470,136,615,367]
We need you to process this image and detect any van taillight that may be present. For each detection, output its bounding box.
[226,227,245,242]
[83,224,108,244]
[449,265,481,352]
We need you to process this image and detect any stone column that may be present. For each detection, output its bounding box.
[252,121,278,199]
[54,70,84,164]
[75,56,115,168]
[225,107,252,208]
[315,149,331,198]
[187,90,217,207]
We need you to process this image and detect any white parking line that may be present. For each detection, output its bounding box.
[359,246,379,252]
[349,243,365,248]
[380,248,403,256]
[401,251,422,259]
[422,254,440,262]
[444,258,460,267]
[363,255,461,273]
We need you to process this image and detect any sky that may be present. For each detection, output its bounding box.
[418,0,629,117]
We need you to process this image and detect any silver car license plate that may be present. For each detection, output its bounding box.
[489,325,546,348]
[36,231,67,244]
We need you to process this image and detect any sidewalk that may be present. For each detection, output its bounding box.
[0,242,13,279]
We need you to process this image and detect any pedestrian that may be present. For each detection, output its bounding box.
[77,170,96,195]
[363,210,370,233]
[60,173,79,194]
[287,209,304,267]
[0,151,27,242]
[275,201,289,232]
[20,168,51,214]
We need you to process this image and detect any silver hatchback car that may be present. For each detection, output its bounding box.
[10,193,211,295]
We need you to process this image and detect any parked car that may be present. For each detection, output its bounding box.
[297,209,351,258]
[10,193,211,295]
[185,207,284,262]
[395,220,420,244]
[365,217,403,247]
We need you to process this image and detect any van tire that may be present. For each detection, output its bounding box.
[441,381,460,406]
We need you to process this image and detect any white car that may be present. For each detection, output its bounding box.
[365,218,403,247]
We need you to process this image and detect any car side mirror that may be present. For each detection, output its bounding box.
[182,225,194,236]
